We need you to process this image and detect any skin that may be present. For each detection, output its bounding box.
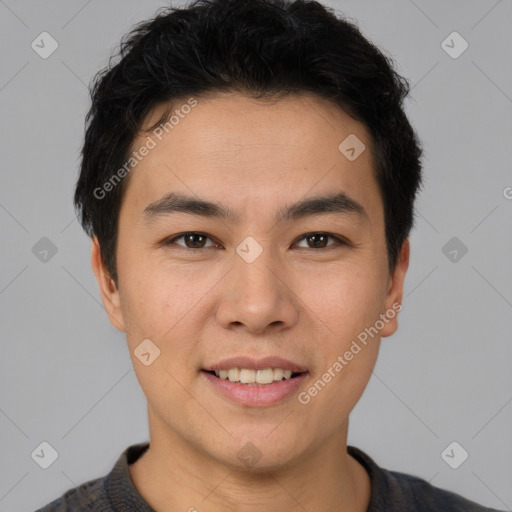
[91,92,409,512]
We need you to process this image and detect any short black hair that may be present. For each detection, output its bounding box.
[75,0,423,285]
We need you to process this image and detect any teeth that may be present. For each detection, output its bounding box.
[273,368,284,381]
[256,368,274,384]
[213,367,299,384]
[227,368,239,382]
[239,369,256,383]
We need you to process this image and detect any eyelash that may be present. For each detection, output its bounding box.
[162,231,349,251]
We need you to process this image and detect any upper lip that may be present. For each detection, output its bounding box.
[204,356,308,373]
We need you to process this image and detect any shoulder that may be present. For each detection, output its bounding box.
[386,468,503,511]
[347,445,506,512]
[34,476,107,511]
[34,443,151,512]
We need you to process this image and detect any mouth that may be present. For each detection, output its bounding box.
[200,357,309,407]
[200,356,309,407]
[203,368,305,385]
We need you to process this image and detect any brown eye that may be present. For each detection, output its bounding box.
[295,232,347,249]
[306,233,329,248]
[164,232,218,249]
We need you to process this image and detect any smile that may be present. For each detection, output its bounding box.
[210,368,301,385]
[201,369,308,407]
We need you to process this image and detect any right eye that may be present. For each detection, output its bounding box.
[162,232,221,249]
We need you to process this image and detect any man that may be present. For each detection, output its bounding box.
[36,0,504,510]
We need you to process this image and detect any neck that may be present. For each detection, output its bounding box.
[129,412,371,512]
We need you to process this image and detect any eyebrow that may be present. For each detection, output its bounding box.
[142,190,368,224]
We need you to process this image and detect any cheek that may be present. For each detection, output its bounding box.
[118,254,214,351]
[297,262,387,341]
[117,252,168,345]
[306,263,386,410]
[299,275,383,420]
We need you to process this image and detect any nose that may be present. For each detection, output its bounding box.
[215,245,300,335]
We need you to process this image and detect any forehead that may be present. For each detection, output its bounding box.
[121,92,382,226]
[140,92,370,158]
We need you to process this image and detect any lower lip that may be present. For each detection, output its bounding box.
[201,371,307,407]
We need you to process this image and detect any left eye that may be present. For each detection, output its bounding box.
[163,232,346,250]
[295,232,346,249]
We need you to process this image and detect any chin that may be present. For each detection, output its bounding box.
[206,426,307,471]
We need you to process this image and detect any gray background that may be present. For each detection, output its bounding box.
[0,0,511,510]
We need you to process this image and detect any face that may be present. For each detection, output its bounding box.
[92,92,409,471]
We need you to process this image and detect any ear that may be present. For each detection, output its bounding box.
[380,238,410,338]
[91,236,126,332]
